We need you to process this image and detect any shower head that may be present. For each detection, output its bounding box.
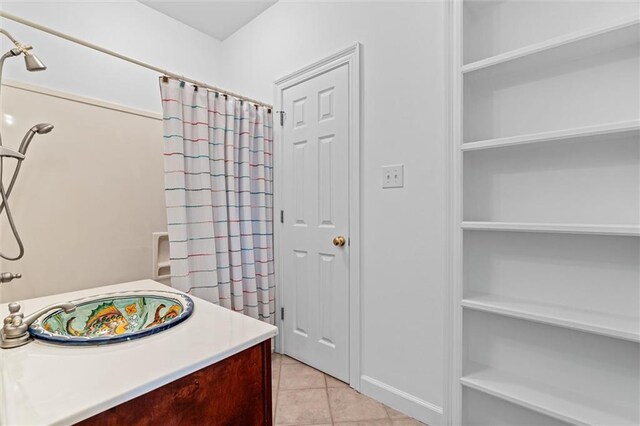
[18,123,54,155]
[24,52,46,72]
[33,123,54,134]
[0,28,46,71]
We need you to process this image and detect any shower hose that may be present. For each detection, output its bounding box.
[0,50,26,261]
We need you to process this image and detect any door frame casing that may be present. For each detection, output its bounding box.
[273,43,362,390]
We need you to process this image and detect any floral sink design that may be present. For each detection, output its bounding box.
[29,290,194,346]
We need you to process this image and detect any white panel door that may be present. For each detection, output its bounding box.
[281,63,350,381]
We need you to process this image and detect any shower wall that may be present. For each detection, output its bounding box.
[0,83,166,303]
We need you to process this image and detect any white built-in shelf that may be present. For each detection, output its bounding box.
[458,4,640,424]
[461,222,640,237]
[462,294,640,342]
[461,120,640,151]
[461,17,640,74]
[460,366,639,426]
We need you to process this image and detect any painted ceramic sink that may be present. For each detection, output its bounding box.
[29,290,194,346]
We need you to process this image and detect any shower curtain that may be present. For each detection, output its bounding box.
[159,78,275,324]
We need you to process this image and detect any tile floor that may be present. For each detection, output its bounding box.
[272,353,427,426]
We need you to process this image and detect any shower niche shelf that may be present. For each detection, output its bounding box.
[152,232,171,282]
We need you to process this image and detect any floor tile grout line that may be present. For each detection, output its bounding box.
[323,374,335,425]
[279,386,328,390]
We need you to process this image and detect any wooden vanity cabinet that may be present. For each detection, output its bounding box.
[77,340,272,426]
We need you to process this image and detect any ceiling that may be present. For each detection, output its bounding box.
[139,1,277,41]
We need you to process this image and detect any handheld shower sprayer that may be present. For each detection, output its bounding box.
[19,123,54,154]
[0,28,51,264]
[0,122,54,211]
[0,123,53,261]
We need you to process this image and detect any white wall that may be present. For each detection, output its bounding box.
[0,0,223,113]
[217,2,446,423]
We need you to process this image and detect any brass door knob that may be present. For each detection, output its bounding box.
[332,236,346,247]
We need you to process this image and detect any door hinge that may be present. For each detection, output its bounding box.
[276,110,286,126]
[280,307,285,321]
[280,210,284,223]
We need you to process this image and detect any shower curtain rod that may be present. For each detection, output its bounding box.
[0,11,273,109]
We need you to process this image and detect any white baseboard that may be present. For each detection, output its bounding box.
[360,375,443,426]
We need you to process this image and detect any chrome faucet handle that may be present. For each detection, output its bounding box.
[1,301,76,349]
[4,303,21,327]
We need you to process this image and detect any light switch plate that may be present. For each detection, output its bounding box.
[382,164,404,188]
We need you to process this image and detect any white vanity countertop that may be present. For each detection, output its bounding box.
[0,279,278,426]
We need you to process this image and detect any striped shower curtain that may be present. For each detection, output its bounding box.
[159,78,275,324]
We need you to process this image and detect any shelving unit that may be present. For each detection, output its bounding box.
[450,2,640,424]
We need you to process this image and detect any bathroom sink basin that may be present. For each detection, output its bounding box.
[29,290,194,346]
